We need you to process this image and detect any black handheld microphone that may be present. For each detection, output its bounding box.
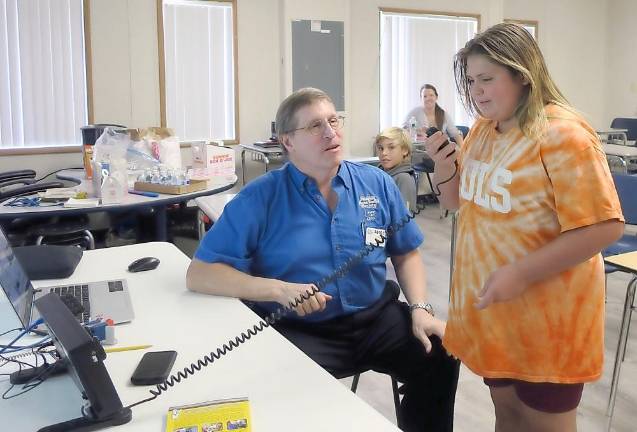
[425,127,453,153]
[425,127,458,166]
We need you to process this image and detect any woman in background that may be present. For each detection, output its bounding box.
[404,83,465,146]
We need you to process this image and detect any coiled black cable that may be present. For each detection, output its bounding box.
[126,204,429,410]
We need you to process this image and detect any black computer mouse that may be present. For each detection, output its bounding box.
[128,256,160,273]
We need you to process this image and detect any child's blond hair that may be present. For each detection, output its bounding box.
[374,127,411,159]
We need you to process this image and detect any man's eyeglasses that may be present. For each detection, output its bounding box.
[285,116,345,136]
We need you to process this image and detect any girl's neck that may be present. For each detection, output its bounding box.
[496,116,518,134]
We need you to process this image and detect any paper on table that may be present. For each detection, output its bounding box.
[64,198,100,208]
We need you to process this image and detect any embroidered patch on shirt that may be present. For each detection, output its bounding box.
[359,195,380,209]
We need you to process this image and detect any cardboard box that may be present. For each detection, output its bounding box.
[133,180,207,195]
[191,142,235,176]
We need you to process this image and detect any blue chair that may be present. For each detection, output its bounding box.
[610,118,637,142]
[456,125,469,140]
[605,173,637,417]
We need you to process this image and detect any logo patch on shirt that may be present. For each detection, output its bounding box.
[359,195,380,209]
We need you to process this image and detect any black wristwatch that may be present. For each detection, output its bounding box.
[409,302,435,316]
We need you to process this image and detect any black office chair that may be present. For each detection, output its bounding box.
[336,280,404,427]
[0,170,95,250]
[412,156,436,209]
[0,170,65,203]
[350,372,402,427]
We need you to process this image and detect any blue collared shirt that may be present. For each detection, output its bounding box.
[194,161,424,321]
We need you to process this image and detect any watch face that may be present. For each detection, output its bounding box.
[410,303,434,316]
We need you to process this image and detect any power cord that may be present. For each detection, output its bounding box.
[35,167,84,183]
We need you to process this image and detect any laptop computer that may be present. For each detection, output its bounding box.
[0,226,134,328]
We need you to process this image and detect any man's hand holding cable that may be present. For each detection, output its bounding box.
[275,282,332,317]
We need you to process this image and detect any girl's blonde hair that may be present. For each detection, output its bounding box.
[374,127,411,158]
[454,23,573,139]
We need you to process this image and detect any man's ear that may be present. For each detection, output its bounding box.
[280,134,293,152]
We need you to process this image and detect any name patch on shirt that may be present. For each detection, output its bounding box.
[359,195,380,209]
[365,227,386,247]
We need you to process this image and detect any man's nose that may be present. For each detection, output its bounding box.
[323,121,336,138]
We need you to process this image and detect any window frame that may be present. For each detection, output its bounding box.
[156,0,240,145]
[0,0,93,156]
[378,7,481,132]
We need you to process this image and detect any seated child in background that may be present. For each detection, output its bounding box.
[375,127,417,212]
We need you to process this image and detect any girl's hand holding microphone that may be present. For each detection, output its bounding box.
[423,129,457,167]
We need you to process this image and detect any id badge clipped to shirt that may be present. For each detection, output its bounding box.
[365,227,387,248]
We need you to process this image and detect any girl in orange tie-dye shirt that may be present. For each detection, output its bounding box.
[425,23,624,431]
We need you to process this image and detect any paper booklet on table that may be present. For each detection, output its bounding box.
[165,397,251,432]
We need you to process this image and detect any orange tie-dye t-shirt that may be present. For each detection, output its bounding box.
[443,104,624,383]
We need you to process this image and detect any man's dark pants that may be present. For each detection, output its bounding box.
[266,282,460,432]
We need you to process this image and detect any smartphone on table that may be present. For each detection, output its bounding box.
[130,350,177,385]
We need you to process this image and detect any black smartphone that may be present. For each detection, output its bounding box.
[130,350,177,385]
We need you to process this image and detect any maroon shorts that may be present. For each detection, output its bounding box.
[483,378,584,413]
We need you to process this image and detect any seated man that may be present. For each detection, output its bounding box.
[186,87,459,432]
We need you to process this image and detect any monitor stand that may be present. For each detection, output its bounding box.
[9,360,67,384]
[37,407,132,432]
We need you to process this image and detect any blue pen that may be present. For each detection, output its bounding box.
[128,190,159,197]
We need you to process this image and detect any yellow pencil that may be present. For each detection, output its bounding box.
[104,344,153,353]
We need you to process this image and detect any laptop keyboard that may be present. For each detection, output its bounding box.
[50,284,90,323]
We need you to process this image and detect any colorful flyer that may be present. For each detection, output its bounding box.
[165,397,251,432]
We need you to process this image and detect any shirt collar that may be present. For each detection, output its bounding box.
[287,161,352,192]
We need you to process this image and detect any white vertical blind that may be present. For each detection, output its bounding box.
[162,0,235,141]
[0,0,87,149]
[380,13,478,131]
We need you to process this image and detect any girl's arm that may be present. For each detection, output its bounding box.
[476,219,624,309]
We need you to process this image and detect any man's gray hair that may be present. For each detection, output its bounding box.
[275,87,333,138]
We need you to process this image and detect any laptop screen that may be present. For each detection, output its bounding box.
[0,227,34,328]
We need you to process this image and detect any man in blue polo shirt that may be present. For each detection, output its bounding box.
[187,88,459,431]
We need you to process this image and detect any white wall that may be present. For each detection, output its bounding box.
[605,0,637,125]
[1,0,629,175]
[504,0,608,129]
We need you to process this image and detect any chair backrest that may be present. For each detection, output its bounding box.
[612,173,637,224]
[456,125,470,137]
[610,118,637,141]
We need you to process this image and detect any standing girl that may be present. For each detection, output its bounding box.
[426,23,624,431]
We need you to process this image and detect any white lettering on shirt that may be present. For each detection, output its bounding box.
[460,158,512,213]
[359,195,380,209]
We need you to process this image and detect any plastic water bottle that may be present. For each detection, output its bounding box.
[409,116,417,142]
